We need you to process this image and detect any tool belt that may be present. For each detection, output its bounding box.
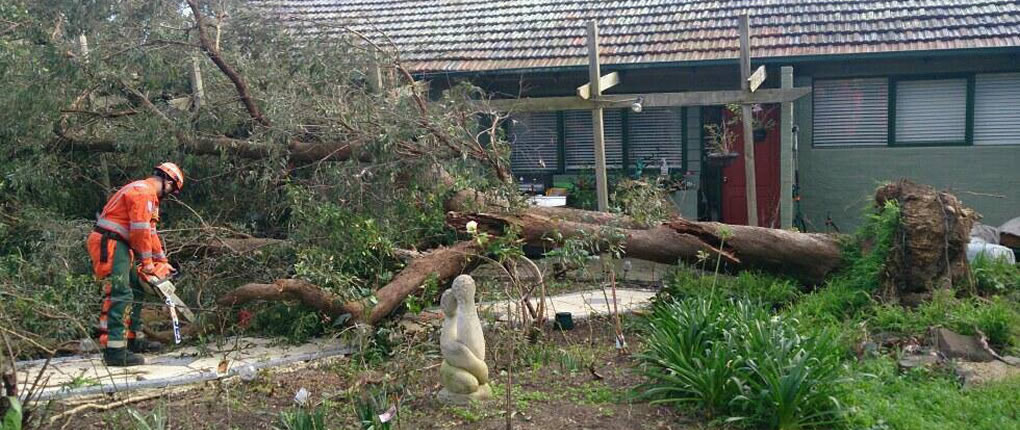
[93,227,128,264]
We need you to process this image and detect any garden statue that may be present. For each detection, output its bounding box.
[438,275,492,404]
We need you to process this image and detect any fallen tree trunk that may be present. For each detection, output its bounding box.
[447,211,843,285]
[217,240,481,325]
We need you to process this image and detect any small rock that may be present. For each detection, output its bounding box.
[898,354,939,371]
[239,364,257,382]
[955,361,1020,387]
[934,328,996,362]
[1002,356,1020,367]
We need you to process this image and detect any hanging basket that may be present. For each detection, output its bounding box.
[706,152,739,168]
[753,127,768,142]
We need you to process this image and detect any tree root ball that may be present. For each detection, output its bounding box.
[875,180,977,295]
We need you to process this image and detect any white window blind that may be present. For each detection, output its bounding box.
[974,73,1020,146]
[813,78,888,146]
[564,110,623,169]
[628,107,684,168]
[895,79,967,144]
[509,112,558,172]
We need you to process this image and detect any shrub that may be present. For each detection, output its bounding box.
[638,298,846,429]
[970,253,1020,296]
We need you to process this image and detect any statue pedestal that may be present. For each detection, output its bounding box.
[437,383,493,405]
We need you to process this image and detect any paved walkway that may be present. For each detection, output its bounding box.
[16,287,657,401]
[479,287,657,322]
[16,337,352,401]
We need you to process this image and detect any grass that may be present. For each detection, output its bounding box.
[638,198,1018,429]
[846,357,1020,430]
[867,289,1020,351]
[970,253,1020,297]
[566,381,620,405]
[660,267,802,310]
[276,405,328,430]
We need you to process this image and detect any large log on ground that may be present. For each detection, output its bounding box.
[217,240,481,325]
[446,211,843,284]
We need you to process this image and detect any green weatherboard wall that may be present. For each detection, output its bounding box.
[794,76,1020,232]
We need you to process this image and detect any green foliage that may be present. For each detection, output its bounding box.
[125,406,168,430]
[405,273,440,314]
[638,298,845,429]
[276,405,327,430]
[660,268,801,310]
[2,396,22,430]
[251,304,327,343]
[354,389,393,430]
[840,200,902,292]
[845,357,1020,430]
[610,179,675,227]
[2,0,500,345]
[868,289,1020,349]
[970,253,1020,296]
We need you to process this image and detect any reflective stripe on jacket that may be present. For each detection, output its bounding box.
[94,179,164,265]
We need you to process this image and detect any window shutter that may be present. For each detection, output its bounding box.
[509,112,558,172]
[895,79,967,144]
[564,110,623,169]
[974,73,1020,146]
[813,78,888,146]
[627,107,684,168]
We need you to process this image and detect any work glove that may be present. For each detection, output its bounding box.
[138,262,173,280]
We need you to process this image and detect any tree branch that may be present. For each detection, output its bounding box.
[186,0,270,127]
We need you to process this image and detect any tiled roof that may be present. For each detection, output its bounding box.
[251,0,1020,72]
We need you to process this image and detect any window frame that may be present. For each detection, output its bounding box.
[809,72,1020,148]
[553,108,688,174]
[888,73,975,147]
[810,77,892,147]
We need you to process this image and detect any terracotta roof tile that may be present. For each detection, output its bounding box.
[251,0,1020,72]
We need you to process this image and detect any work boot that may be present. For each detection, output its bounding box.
[128,338,163,353]
[103,348,145,367]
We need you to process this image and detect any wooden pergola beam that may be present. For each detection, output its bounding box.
[484,87,811,112]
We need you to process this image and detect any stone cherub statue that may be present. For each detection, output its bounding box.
[438,275,492,404]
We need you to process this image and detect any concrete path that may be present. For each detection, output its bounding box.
[16,337,352,401]
[17,287,657,401]
[479,287,657,322]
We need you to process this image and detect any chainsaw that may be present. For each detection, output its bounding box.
[142,273,195,344]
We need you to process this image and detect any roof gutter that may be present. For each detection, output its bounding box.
[414,46,1020,80]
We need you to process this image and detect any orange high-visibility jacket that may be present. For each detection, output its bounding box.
[94,178,167,265]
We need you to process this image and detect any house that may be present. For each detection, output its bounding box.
[257,0,1020,231]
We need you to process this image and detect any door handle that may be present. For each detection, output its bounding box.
[722,176,728,183]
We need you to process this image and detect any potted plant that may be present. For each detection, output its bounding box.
[703,122,739,168]
[725,104,777,143]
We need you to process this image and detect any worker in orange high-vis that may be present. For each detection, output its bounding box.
[87,162,184,366]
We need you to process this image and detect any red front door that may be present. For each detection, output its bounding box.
[721,106,781,227]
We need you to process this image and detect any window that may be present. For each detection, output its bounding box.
[509,112,558,172]
[563,109,623,169]
[894,78,967,145]
[628,107,684,168]
[813,78,889,146]
[974,73,1020,145]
